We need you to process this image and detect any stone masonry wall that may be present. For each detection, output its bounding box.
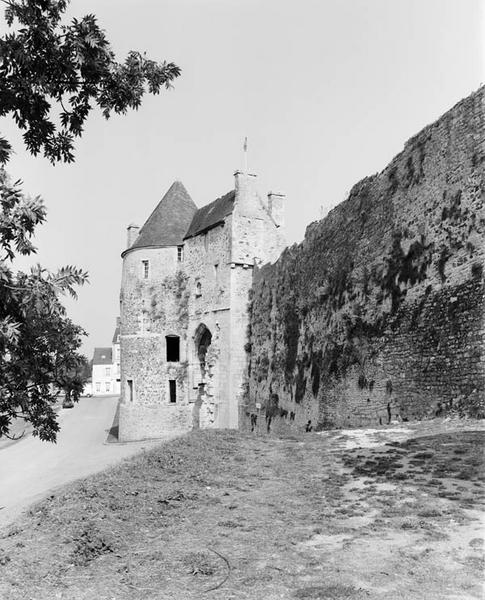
[229,173,287,428]
[119,246,191,441]
[243,87,485,433]
[184,218,233,428]
[229,265,254,427]
[232,172,286,267]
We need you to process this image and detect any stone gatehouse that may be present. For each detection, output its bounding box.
[118,171,285,441]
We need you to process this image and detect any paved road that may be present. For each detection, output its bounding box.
[0,396,161,529]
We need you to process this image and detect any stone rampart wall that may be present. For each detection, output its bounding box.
[244,87,485,432]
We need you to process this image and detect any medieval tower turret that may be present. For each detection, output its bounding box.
[118,171,285,441]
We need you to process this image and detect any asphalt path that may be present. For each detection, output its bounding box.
[0,396,162,529]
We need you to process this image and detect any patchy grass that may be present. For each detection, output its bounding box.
[0,421,483,599]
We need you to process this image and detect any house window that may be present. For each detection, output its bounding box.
[142,260,149,279]
[105,367,111,377]
[177,246,183,262]
[166,335,180,362]
[169,380,177,403]
[105,382,110,392]
[96,382,101,392]
[127,379,134,402]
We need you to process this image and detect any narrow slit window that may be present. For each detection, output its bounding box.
[142,260,149,279]
[169,380,177,403]
[166,335,180,362]
[127,379,134,402]
[177,246,183,262]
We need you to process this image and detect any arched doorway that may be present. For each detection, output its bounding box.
[193,323,212,428]
[196,325,212,378]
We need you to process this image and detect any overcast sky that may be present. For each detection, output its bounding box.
[2,0,483,359]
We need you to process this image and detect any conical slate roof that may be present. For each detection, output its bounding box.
[129,181,197,250]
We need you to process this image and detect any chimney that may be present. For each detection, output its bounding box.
[234,170,260,218]
[267,191,285,229]
[126,223,140,248]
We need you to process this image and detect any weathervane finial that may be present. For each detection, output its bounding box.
[243,136,248,173]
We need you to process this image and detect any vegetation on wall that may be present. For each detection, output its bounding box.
[0,0,182,441]
[471,262,483,280]
[253,220,442,409]
[282,301,299,383]
[175,361,189,384]
[245,104,484,426]
[148,271,189,333]
[379,231,433,312]
[174,271,190,330]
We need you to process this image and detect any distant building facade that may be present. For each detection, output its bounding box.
[112,320,121,392]
[92,319,121,396]
[118,171,286,441]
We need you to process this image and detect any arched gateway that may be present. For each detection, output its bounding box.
[193,323,212,428]
[195,323,212,377]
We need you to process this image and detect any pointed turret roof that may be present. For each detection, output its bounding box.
[128,181,197,252]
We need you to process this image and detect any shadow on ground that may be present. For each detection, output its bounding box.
[105,403,120,443]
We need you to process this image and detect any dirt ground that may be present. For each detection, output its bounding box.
[0,418,483,600]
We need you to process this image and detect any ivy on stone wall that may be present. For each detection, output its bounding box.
[244,92,484,428]
[282,301,299,383]
[379,231,433,312]
[174,270,190,331]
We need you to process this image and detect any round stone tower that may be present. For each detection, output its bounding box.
[118,181,197,441]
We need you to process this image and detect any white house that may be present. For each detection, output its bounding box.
[111,319,121,395]
[92,319,121,396]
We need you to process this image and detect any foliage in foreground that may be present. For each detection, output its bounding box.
[0,0,181,164]
[0,169,89,441]
[0,0,181,440]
